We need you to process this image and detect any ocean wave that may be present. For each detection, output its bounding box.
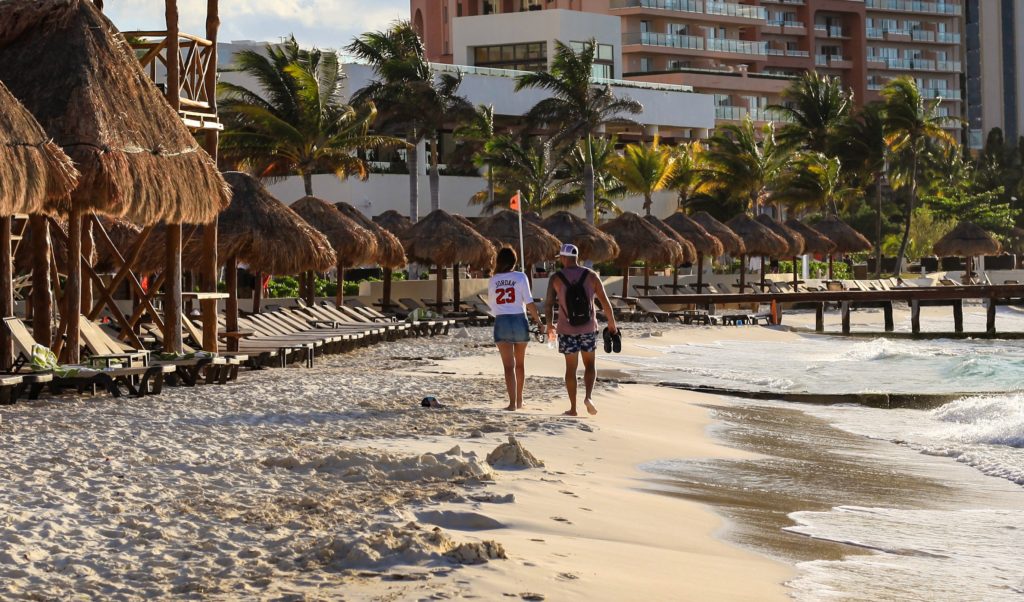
[930,395,1024,448]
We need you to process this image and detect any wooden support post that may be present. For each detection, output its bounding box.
[828,254,834,280]
[911,299,921,334]
[0,216,13,369]
[200,0,221,352]
[884,301,894,332]
[164,224,183,353]
[696,252,704,292]
[303,271,315,307]
[986,298,996,335]
[621,264,630,298]
[738,254,746,291]
[841,300,851,334]
[643,263,650,297]
[382,267,393,312]
[435,265,444,314]
[336,261,345,307]
[65,205,83,363]
[29,216,51,347]
[252,271,263,313]
[760,256,766,289]
[80,215,93,310]
[953,299,964,333]
[792,256,798,289]
[815,302,824,332]
[453,262,461,312]
[86,220,162,331]
[226,255,238,352]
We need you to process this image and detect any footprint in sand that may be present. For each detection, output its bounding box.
[550,516,573,524]
[557,572,579,581]
[520,594,546,601]
[579,507,593,512]
[529,538,545,542]
[558,490,578,498]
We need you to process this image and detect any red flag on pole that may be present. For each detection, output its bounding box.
[509,191,520,211]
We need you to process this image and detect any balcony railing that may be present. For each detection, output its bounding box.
[126,31,221,131]
[610,0,766,20]
[715,105,791,122]
[707,37,768,55]
[923,88,961,100]
[430,61,696,92]
[864,0,962,16]
[936,60,962,71]
[624,32,767,55]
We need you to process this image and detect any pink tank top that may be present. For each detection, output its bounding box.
[553,266,599,335]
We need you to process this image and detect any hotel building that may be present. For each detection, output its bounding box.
[412,0,965,137]
[965,0,1024,147]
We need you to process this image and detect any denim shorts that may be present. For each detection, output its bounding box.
[493,313,530,343]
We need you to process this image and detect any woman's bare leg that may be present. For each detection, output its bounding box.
[496,342,517,410]
[514,342,528,408]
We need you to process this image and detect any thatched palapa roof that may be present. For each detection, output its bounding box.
[181,172,334,274]
[399,209,496,270]
[291,196,376,269]
[475,210,561,266]
[540,211,619,262]
[783,218,836,256]
[93,217,143,273]
[812,215,872,254]
[725,214,788,257]
[691,211,745,256]
[644,215,697,265]
[0,79,78,214]
[373,210,413,237]
[755,214,805,257]
[599,212,685,267]
[933,221,1002,257]
[336,202,406,269]
[663,212,725,258]
[0,0,229,225]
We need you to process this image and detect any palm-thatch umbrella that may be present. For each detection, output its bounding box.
[664,212,724,293]
[291,196,376,306]
[644,214,697,296]
[755,214,805,289]
[0,0,230,360]
[335,202,407,310]
[784,218,836,287]
[725,214,788,291]
[372,209,415,312]
[203,173,334,347]
[540,211,620,263]
[599,212,684,298]
[812,215,872,279]
[934,221,1001,282]
[475,210,561,277]
[399,209,496,314]
[692,211,745,256]
[0,80,79,361]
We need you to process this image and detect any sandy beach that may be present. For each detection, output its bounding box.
[0,323,796,601]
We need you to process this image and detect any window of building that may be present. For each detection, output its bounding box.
[472,42,547,70]
[457,2,462,16]
[639,56,653,72]
[569,40,615,77]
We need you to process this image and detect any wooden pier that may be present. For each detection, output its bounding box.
[647,284,1024,335]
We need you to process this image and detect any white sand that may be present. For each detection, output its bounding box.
[0,324,794,601]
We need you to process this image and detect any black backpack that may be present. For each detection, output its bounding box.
[556,270,593,326]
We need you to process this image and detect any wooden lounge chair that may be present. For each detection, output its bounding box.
[213,315,315,367]
[79,318,231,387]
[633,297,679,323]
[301,301,413,339]
[4,317,170,398]
[241,312,352,356]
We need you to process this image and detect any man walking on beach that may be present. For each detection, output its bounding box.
[545,244,618,416]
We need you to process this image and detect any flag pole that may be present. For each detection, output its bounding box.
[516,189,526,273]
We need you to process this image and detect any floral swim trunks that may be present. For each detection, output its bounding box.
[557,331,598,354]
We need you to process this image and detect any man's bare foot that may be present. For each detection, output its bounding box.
[562,409,578,416]
[516,403,525,409]
[584,398,598,415]
[504,404,516,411]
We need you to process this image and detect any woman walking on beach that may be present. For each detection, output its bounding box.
[488,247,542,411]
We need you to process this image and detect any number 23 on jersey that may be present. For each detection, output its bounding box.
[495,287,516,304]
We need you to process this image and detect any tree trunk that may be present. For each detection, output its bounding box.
[408,131,420,223]
[429,134,440,212]
[487,165,495,207]
[644,192,652,217]
[892,152,918,276]
[302,172,313,196]
[584,134,596,224]
[874,175,883,278]
[30,216,52,347]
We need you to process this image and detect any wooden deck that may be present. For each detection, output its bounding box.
[647,284,1024,334]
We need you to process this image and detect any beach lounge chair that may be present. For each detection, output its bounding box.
[298,302,411,340]
[213,315,315,367]
[242,312,356,355]
[633,298,680,323]
[4,317,170,398]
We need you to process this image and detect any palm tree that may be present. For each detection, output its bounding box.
[470,134,564,214]
[346,21,433,222]
[607,137,677,216]
[836,102,889,275]
[555,136,627,222]
[423,71,472,212]
[668,141,708,209]
[218,37,401,196]
[882,76,958,274]
[455,104,497,206]
[702,117,790,214]
[769,71,852,153]
[774,152,862,215]
[515,39,642,224]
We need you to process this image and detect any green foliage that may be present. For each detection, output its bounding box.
[880,206,954,260]
[266,276,299,298]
